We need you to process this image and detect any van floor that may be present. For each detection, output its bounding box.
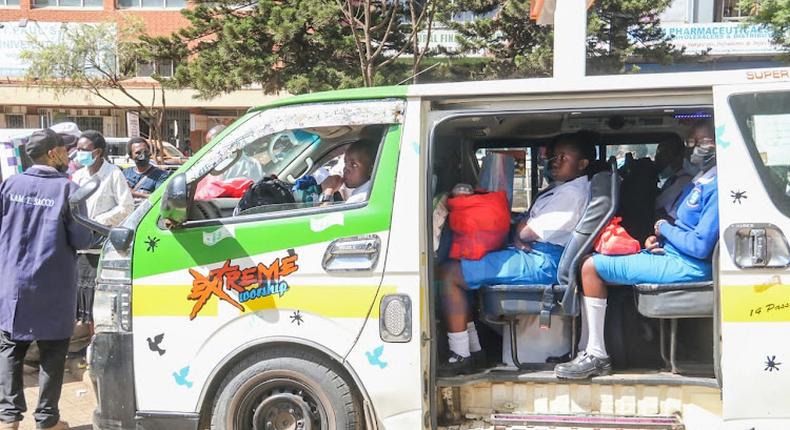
[437,368,720,430]
[437,366,718,389]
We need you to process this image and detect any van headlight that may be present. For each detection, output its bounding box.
[93,283,132,333]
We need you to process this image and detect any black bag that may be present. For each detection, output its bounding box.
[234,176,296,216]
[616,154,659,244]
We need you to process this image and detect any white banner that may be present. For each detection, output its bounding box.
[126,111,140,138]
[663,23,781,56]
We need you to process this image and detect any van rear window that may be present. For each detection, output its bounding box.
[729,90,790,216]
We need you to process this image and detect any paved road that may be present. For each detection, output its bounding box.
[19,357,95,430]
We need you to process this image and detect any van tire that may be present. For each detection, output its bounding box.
[209,347,362,430]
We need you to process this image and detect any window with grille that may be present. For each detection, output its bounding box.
[33,0,101,7]
[5,115,24,128]
[117,0,184,8]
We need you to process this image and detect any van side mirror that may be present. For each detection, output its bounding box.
[161,173,189,228]
[69,177,110,237]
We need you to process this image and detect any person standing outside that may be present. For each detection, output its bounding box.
[0,129,93,429]
[122,137,170,200]
[71,130,134,326]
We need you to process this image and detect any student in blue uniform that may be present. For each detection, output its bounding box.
[554,121,719,379]
[438,132,596,376]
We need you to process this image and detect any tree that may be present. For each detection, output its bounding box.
[444,0,683,79]
[444,0,553,79]
[145,0,363,97]
[338,0,440,86]
[146,0,441,96]
[20,17,169,156]
[740,0,790,56]
[587,0,684,74]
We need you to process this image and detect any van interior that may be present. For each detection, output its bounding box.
[428,107,718,396]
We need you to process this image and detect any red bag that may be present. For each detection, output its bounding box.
[594,216,641,255]
[447,191,511,260]
[195,176,254,200]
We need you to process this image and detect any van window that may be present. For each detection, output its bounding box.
[729,91,790,215]
[188,125,387,221]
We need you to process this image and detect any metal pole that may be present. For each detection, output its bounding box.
[552,0,587,80]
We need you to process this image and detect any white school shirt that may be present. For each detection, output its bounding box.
[344,180,372,204]
[526,175,590,246]
[72,160,135,227]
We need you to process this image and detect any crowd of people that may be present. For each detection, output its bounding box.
[0,126,175,429]
[438,121,719,379]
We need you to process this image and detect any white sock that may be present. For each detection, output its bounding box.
[448,330,471,359]
[584,296,609,359]
[578,296,589,351]
[467,322,482,353]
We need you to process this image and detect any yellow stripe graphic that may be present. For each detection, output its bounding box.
[133,284,396,318]
[721,284,790,322]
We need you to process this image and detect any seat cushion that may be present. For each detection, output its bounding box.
[634,281,714,319]
[480,284,569,318]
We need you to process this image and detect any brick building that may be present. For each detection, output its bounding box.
[0,2,278,150]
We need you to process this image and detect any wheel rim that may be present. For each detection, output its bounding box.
[230,376,329,430]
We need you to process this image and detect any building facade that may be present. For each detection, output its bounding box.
[0,1,279,151]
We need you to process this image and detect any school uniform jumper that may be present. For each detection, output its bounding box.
[593,166,719,284]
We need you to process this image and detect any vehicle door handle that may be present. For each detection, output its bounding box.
[724,223,790,269]
[750,229,768,266]
[322,234,381,272]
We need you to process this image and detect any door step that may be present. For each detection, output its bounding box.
[491,413,683,429]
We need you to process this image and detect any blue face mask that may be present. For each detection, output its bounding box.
[75,150,96,167]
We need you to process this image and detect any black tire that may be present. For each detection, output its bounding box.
[210,347,362,430]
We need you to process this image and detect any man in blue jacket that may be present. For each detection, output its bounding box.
[555,121,719,379]
[0,129,93,429]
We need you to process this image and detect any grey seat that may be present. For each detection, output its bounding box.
[479,162,620,369]
[634,279,714,373]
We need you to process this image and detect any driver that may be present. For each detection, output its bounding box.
[319,140,376,203]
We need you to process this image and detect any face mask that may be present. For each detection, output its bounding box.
[690,145,715,167]
[134,151,151,168]
[75,150,96,167]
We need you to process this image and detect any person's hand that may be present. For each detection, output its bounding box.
[513,235,532,252]
[645,235,664,254]
[321,175,343,198]
[654,219,668,236]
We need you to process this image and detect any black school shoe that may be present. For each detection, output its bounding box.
[553,351,612,380]
[438,352,474,377]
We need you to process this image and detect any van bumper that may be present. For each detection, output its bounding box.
[89,332,136,430]
[89,332,200,430]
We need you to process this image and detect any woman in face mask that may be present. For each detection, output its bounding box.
[555,120,720,380]
[122,137,170,200]
[654,135,698,221]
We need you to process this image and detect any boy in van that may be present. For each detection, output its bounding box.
[319,140,376,203]
[438,132,596,376]
[555,121,718,380]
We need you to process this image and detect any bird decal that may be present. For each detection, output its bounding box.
[365,345,388,369]
[146,333,166,356]
[173,366,193,388]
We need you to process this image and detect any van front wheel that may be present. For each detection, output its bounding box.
[210,349,362,430]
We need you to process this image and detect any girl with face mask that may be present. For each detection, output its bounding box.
[555,121,720,380]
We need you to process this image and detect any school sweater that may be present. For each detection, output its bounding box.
[658,166,718,260]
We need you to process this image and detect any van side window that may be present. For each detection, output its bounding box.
[729,91,790,215]
[188,125,386,221]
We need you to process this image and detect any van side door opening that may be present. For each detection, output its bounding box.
[427,105,722,426]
